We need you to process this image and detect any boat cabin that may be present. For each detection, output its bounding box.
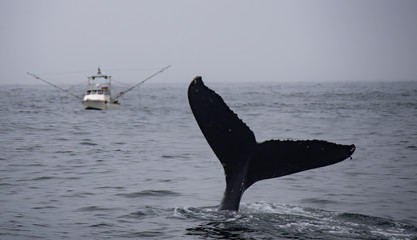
[82,68,113,102]
[82,68,120,110]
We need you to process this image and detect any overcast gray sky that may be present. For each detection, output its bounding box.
[1,0,416,84]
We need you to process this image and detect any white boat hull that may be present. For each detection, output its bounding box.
[82,100,120,110]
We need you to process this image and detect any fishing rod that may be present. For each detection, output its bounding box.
[111,65,171,101]
[26,72,83,100]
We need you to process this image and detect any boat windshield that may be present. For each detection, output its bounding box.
[86,90,110,95]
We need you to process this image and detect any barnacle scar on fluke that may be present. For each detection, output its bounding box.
[188,76,355,211]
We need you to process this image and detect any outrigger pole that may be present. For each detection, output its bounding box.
[111,65,171,101]
[26,72,83,100]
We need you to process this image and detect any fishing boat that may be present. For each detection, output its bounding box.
[82,68,120,110]
[27,65,171,110]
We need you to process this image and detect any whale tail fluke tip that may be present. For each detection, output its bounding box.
[192,76,203,85]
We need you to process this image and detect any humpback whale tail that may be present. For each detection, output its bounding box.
[188,76,356,211]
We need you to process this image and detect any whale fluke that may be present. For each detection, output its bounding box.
[188,76,355,211]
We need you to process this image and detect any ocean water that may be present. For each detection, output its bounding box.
[1,81,416,239]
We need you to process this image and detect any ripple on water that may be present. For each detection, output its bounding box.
[115,190,181,198]
[77,206,123,212]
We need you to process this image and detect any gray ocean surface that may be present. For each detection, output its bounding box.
[1,80,416,239]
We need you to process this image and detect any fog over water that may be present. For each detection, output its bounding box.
[1,0,417,85]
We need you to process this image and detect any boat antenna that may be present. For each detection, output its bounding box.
[26,72,83,100]
[111,65,171,101]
